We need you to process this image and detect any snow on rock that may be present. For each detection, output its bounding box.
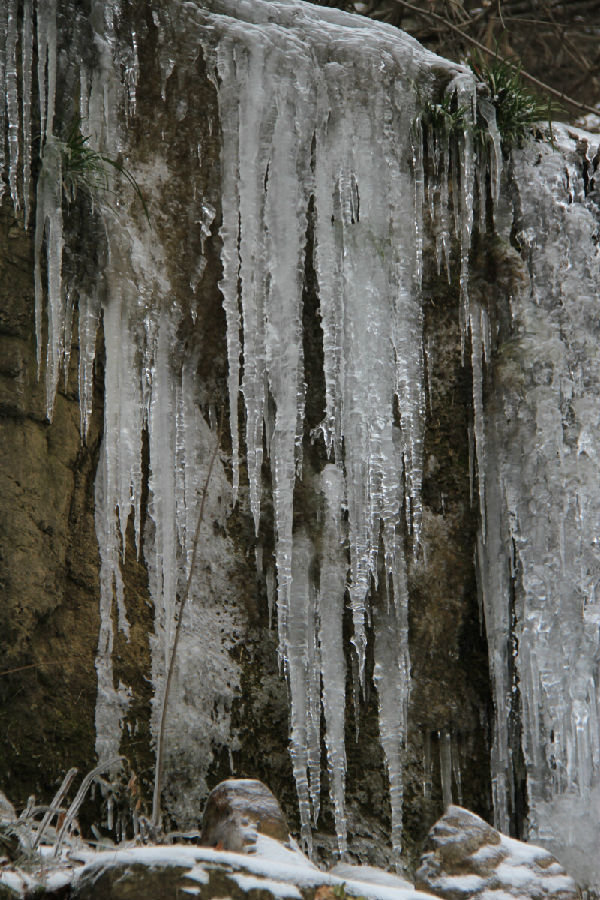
[70,834,439,900]
[330,862,415,891]
[415,806,580,900]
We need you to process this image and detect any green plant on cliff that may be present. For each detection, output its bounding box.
[419,54,558,154]
[45,116,149,220]
[421,92,469,136]
[469,54,557,150]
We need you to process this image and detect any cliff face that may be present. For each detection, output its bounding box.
[0,197,100,799]
[0,0,599,886]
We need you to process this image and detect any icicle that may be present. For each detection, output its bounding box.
[38,0,57,143]
[94,445,131,764]
[125,29,140,119]
[263,62,311,664]
[238,40,271,534]
[216,41,242,509]
[0,2,7,202]
[78,288,101,441]
[6,0,19,210]
[319,465,348,854]
[413,118,425,290]
[470,303,486,539]
[21,0,33,227]
[477,96,502,208]
[373,582,410,860]
[148,313,179,657]
[287,530,315,855]
[307,581,321,828]
[439,728,453,809]
[454,75,476,337]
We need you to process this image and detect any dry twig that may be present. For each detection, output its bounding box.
[387,0,600,115]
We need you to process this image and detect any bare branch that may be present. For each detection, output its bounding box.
[391,0,600,115]
[151,421,223,829]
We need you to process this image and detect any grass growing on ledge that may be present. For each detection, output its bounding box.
[55,117,149,221]
[469,54,558,150]
[421,92,469,136]
[418,55,559,154]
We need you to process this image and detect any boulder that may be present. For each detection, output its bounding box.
[200,779,289,851]
[416,806,580,900]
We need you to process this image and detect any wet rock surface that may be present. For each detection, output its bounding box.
[416,806,580,900]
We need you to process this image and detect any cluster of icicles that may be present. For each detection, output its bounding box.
[1,0,501,856]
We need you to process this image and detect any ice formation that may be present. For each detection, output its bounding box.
[3,0,600,880]
[0,0,489,858]
[199,0,490,853]
[480,125,600,881]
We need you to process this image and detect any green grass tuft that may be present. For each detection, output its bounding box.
[469,53,559,149]
[58,117,149,222]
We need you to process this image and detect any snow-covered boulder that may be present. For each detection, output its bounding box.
[71,834,439,900]
[416,806,580,900]
[200,778,289,851]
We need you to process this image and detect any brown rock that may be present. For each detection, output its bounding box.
[416,806,580,900]
[200,779,289,852]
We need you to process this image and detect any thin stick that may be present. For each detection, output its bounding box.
[151,424,222,829]
[0,661,66,678]
[32,767,78,850]
[392,0,600,115]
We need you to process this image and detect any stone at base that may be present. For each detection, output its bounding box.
[200,779,289,851]
[416,805,580,900]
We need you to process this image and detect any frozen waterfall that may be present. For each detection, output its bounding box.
[2,0,600,880]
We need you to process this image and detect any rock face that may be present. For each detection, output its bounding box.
[416,806,580,900]
[200,779,289,851]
